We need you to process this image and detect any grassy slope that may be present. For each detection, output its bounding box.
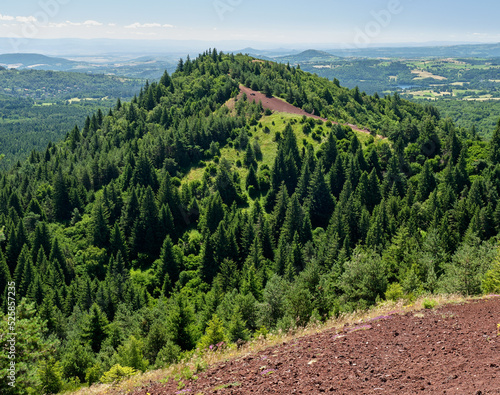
[185,111,383,187]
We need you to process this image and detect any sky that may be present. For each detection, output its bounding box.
[0,0,499,48]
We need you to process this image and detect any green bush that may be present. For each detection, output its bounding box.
[99,364,137,384]
[482,258,500,294]
[155,340,182,368]
[423,299,437,309]
[85,363,103,386]
[38,358,63,394]
[385,283,404,301]
[115,336,149,372]
[197,315,227,351]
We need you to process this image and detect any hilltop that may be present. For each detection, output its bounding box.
[1,49,500,394]
[276,49,341,63]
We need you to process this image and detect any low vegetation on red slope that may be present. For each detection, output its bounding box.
[235,85,385,139]
[131,296,500,394]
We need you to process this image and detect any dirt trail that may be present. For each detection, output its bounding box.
[237,85,386,140]
[132,297,500,394]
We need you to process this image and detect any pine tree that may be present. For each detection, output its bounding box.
[215,166,243,205]
[144,322,169,365]
[490,118,500,164]
[110,222,128,261]
[321,131,338,172]
[157,235,180,287]
[82,303,109,353]
[132,154,158,190]
[200,234,218,284]
[280,193,304,245]
[328,155,345,198]
[367,169,382,211]
[417,161,436,202]
[49,237,70,285]
[197,314,227,350]
[295,158,312,205]
[270,183,289,244]
[133,186,161,258]
[244,143,256,168]
[90,197,110,248]
[5,225,20,274]
[120,188,140,240]
[167,295,195,350]
[202,192,225,234]
[285,232,304,279]
[245,165,259,192]
[305,160,335,229]
[159,70,172,88]
[227,306,249,343]
[0,249,11,306]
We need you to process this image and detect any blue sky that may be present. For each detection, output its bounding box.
[0,0,499,46]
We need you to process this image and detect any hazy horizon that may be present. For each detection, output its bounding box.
[0,0,499,55]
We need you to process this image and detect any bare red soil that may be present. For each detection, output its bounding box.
[236,85,386,139]
[132,297,500,394]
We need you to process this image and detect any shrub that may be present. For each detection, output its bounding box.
[482,258,500,294]
[385,283,404,301]
[197,315,228,351]
[38,358,63,394]
[115,336,149,372]
[423,299,437,309]
[155,340,182,368]
[85,363,103,386]
[99,364,137,384]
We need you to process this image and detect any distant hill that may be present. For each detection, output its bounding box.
[276,49,342,63]
[0,53,80,70]
[327,42,500,58]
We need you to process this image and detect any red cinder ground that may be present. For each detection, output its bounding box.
[235,85,385,139]
[131,297,500,394]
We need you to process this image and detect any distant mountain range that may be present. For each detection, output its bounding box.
[240,43,500,60]
[325,42,500,58]
[0,52,178,80]
[1,41,500,80]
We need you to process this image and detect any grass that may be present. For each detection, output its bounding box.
[212,382,242,390]
[423,298,438,309]
[65,293,500,395]
[184,111,383,188]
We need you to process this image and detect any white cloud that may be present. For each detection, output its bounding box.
[0,14,37,23]
[83,20,102,26]
[48,22,68,28]
[16,16,37,23]
[125,22,173,29]
[108,23,116,27]
[0,14,14,21]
